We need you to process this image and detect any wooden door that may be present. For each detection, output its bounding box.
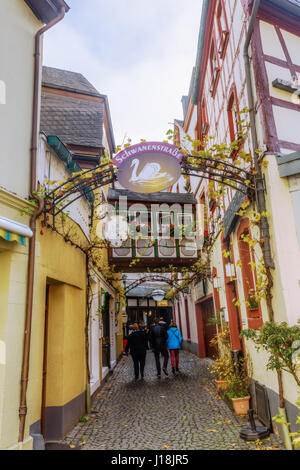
[202,299,217,358]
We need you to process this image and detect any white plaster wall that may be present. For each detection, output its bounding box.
[281,29,300,66]
[37,136,91,240]
[186,294,198,345]
[178,295,188,340]
[272,106,300,145]
[89,277,100,394]
[259,21,286,60]
[264,155,300,327]
[99,275,117,370]
[289,175,300,247]
[266,62,294,99]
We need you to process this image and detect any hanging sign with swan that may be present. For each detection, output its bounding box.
[113,142,184,193]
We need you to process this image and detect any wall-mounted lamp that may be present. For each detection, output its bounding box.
[100,289,107,311]
[151,289,165,302]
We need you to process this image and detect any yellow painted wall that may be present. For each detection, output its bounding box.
[25,221,88,443]
[0,191,34,449]
[116,334,123,359]
[45,284,86,407]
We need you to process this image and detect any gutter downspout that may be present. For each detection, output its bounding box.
[243,0,274,270]
[18,2,67,445]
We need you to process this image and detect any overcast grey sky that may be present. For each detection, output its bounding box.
[44,0,202,147]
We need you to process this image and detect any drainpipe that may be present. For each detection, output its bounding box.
[18,1,67,445]
[243,0,274,269]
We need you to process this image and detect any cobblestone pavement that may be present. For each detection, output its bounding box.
[62,351,284,450]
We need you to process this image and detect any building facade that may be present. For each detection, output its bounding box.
[173,0,300,438]
[35,67,122,442]
[0,0,70,450]
[0,0,122,448]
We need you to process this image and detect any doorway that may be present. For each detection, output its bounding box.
[102,292,111,369]
[41,284,49,438]
[202,298,217,358]
[196,297,217,358]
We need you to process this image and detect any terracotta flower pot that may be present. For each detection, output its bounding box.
[231,396,250,416]
[215,379,230,393]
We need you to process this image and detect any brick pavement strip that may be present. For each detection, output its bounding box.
[62,351,284,451]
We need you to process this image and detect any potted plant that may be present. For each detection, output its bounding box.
[209,353,235,392]
[226,361,251,416]
[247,290,259,311]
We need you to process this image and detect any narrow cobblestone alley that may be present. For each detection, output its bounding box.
[61,351,283,451]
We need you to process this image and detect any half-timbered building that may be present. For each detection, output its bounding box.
[173,0,300,438]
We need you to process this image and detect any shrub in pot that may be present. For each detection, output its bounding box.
[225,362,251,416]
[209,353,235,393]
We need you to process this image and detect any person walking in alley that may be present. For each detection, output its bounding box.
[149,319,169,377]
[167,321,182,374]
[125,323,148,380]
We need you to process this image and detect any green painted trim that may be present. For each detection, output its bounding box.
[276,152,300,178]
[192,0,210,105]
[47,135,95,204]
[154,239,159,257]
[132,239,136,257]
[67,160,82,173]
[175,239,180,258]
[47,135,73,166]
[100,289,107,311]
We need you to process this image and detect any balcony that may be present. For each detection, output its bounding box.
[107,189,199,272]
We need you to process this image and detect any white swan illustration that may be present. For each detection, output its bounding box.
[129,158,172,184]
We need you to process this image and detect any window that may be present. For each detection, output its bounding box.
[227,88,241,143]
[201,98,209,138]
[221,235,242,351]
[216,0,229,58]
[237,220,263,330]
[197,98,209,148]
[209,38,221,97]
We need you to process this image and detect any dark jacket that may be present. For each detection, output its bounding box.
[125,330,148,355]
[149,325,168,351]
